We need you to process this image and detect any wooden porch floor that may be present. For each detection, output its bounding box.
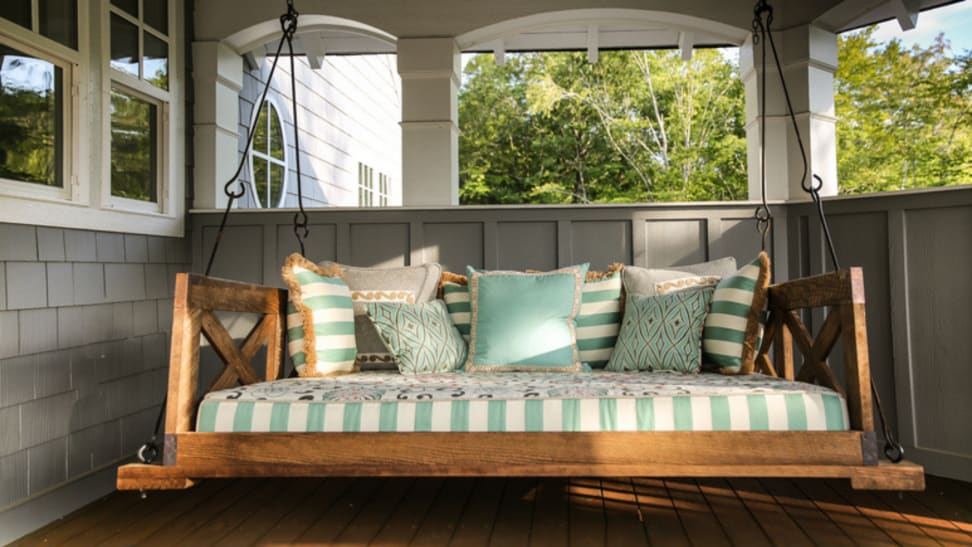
[13,475,972,546]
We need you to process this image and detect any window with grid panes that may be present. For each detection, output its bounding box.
[248,98,287,207]
[108,0,169,206]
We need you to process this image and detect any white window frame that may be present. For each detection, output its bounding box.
[0,9,82,205]
[247,96,289,208]
[103,0,171,213]
[0,0,186,237]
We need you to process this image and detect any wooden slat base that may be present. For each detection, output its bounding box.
[116,460,924,491]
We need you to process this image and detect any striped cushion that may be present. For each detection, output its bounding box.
[442,281,471,337]
[443,271,623,368]
[196,371,850,432]
[702,252,771,375]
[281,254,357,377]
[577,271,623,368]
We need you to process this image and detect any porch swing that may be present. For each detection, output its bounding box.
[117,0,924,491]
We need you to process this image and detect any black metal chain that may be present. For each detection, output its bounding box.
[752,0,903,463]
[138,0,307,466]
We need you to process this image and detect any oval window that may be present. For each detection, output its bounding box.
[249,99,287,207]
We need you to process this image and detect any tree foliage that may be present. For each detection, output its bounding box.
[835,27,972,193]
[458,50,747,204]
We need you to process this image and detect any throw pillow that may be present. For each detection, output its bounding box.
[623,257,737,296]
[702,252,771,375]
[654,275,722,295]
[605,289,713,373]
[366,300,467,375]
[281,254,357,377]
[465,264,588,372]
[320,261,442,370]
[440,265,623,368]
[576,268,624,368]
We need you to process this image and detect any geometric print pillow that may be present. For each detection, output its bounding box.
[365,300,467,375]
[701,252,771,375]
[281,253,357,377]
[605,288,713,374]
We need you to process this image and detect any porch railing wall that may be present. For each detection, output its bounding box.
[191,186,972,482]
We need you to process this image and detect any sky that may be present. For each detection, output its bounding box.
[867,0,972,53]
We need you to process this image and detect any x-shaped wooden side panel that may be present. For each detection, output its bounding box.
[783,310,843,396]
[200,310,266,390]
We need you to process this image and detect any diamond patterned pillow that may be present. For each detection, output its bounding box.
[366,300,467,375]
[605,288,713,374]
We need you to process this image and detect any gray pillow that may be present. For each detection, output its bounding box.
[319,261,442,370]
[622,257,737,296]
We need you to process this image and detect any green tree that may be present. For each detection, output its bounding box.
[458,50,747,204]
[836,27,972,193]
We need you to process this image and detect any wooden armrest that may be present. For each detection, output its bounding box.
[165,273,288,441]
[757,268,873,433]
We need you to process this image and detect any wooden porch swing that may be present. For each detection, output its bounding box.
[117,0,924,492]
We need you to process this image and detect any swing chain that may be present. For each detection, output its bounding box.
[281,1,310,256]
[752,0,904,464]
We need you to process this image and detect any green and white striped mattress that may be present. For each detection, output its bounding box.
[197,371,849,433]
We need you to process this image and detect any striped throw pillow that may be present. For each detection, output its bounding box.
[576,270,623,368]
[281,253,357,377]
[702,252,771,375]
[441,281,471,338]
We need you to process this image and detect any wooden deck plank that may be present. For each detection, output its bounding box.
[665,479,732,547]
[726,478,815,546]
[211,478,324,546]
[872,488,972,545]
[249,477,354,545]
[291,477,385,544]
[369,477,445,546]
[449,478,507,547]
[568,477,605,547]
[138,479,265,546]
[329,478,414,545]
[631,478,691,547]
[160,478,292,545]
[757,478,855,546]
[696,478,773,547]
[410,478,477,546]
[529,478,570,547]
[792,478,897,545]
[98,479,233,546]
[917,475,972,535]
[10,485,177,546]
[601,479,649,547]
[490,478,539,546]
[825,478,939,546]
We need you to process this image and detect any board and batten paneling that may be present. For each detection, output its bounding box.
[192,204,773,286]
[790,185,972,482]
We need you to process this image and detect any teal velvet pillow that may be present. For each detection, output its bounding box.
[465,265,588,372]
[366,300,467,375]
[606,288,713,373]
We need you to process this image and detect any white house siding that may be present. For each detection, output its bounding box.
[237,54,402,208]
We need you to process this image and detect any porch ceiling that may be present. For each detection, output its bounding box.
[197,0,957,55]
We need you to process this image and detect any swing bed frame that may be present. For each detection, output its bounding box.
[117,268,924,492]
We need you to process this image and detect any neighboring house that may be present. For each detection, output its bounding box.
[236,54,401,209]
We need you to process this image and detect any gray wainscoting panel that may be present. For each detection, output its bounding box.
[277,224,338,272]
[422,222,484,272]
[713,218,764,266]
[201,225,265,284]
[496,221,558,271]
[905,205,972,459]
[569,220,632,270]
[349,223,410,268]
[643,219,706,267]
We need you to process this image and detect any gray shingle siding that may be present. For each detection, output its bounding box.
[0,222,189,512]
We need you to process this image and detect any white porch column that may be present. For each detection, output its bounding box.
[397,38,460,206]
[741,25,839,200]
[192,41,243,209]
